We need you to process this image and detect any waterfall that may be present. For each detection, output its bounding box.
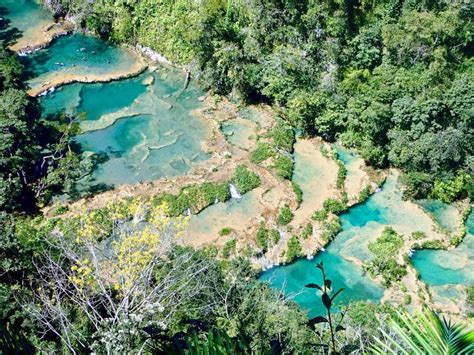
[229,183,242,199]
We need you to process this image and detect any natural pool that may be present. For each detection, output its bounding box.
[411,211,473,287]
[261,172,444,316]
[0,0,52,42]
[20,34,140,92]
[40,68,211,192]
[416,199,460,234]
[185,190,264,246]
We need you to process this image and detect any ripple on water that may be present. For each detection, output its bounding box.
[41,69,210,192]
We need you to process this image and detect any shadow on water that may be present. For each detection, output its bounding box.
[0,7,22,46]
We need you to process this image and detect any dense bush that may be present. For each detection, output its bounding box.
[278,205,294,225]
[367,228,407,286]
[232,165,261,194]
[322,198,347,215]
[256,223,269,251]
[250,142,274,164]
[274,154,294,180]
[286,235,302,263]
[271,124,296,153]
[56,0,474,200]
[292,182,303,205]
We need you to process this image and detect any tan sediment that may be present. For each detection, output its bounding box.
[9,20,73,53]
[290,138,339,227]
[27,51,147,97]
[345,155,371,202]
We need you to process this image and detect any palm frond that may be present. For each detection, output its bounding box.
[371,308,474,354]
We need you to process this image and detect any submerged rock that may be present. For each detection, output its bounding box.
[142,76,155,86]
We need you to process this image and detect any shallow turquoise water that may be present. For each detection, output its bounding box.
[411,211,473,287]
[41,76,147,120]
[20,34,138,90]
[40,69,210,192]
[260,172,442,316]
[260,248,385,317]
[416,199,459,233]
[221,119,256,150]
[0,0,51,35]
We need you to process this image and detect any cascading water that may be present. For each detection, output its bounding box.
[229,183,242,199]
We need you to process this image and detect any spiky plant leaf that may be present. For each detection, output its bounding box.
[372,308,474,354]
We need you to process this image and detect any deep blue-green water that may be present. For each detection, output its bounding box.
[19,34,138,91]
[411,211,473,286]
[0,0,51,36]
[260,172,446,316]
[38,59,210,192]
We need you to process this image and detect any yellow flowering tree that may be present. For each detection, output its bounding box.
[29,200,201,353]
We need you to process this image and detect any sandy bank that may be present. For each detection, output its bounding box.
[10,21,73,53]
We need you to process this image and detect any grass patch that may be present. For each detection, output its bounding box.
[250,142,274,164]
[232,165,261,194]
[273,154,294,180]
[291,182,303,206]
[219,227,233,236]
[278,205,294,225]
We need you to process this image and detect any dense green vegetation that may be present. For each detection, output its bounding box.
[0,42,79,212]
[277,204,294,225]
[51,0,473,201]
[1,0,473,352]
[231,164,261,194]
[367,227,408,286]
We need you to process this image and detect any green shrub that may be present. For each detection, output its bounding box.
[368,227,404,256]
[250,142,274,164]
[301,223,312,239]
[271,124,295,152]
[291,181,303,205]
[321,217,341,242]
[432,172,472,203]
[232,165,261,194]
[270,229,280,245]
[404,294,412,305]
[319,145,335,159]
[312,209,328,222]
[222,239,237,258]
[336,160,347,190]
[358,185,372,203]
[322,198,347,215]
[411,231,426,240]
[219,227,232,236]
[286,235,302,263]
[278,205,294,225]
[420,240,445,249]
[367,228,407,286]
[274,154,294,179]
[256,224,269,251]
